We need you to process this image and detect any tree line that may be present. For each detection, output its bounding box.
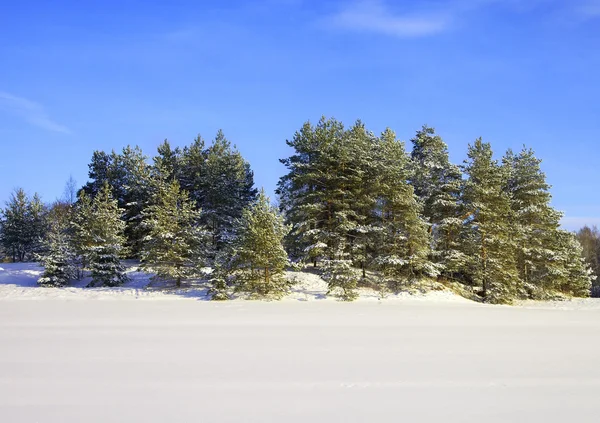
[0,118,595,303]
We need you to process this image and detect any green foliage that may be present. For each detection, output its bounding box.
[322,258,359,301]
[410,125,467,277]
[141,177,206,287]
[373,129,436,286]
[576,225,600,284]
[0,188,46,262]
[228,190,290,299]
[37,201,77,287]
[73,184,127,287]
[461,139,519,303]
[82,146,152,257]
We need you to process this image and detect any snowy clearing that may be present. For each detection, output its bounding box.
[2,264,600,422]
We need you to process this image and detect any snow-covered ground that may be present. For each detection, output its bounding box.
[2,263,600,422]
[0,262,468,302]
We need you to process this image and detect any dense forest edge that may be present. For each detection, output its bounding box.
[0,117,597,304]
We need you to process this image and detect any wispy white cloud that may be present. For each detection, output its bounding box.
[577,0,600,17]
[327,0,451,38]
[0,91,71,134]
[324,0,599,38]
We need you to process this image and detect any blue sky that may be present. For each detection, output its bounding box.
[1,0,599,229]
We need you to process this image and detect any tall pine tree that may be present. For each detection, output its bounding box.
[373,128,436,291]
[410,125,466,278]
[461,139,518,303]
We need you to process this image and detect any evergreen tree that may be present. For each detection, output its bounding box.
[277,118,337,265]
[153,140,182,182]
[120,146,152,257]
[179,135,207,201]
[0,188,47,262]
[228,190,290,299]
[73,184,127,287]
[461,139,519,303]
[551,230,594,297]
[502,147,562,296]
[373,129,436,291]
[410,126,467,278]
[141,176,206,287]
[576,225,600,283]
[82,146,152,257]
[37,201,77,287]
[198,130,257,250]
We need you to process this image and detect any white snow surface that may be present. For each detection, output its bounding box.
[0,262,467,302]
[2,263,600,422]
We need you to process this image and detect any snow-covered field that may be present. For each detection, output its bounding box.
[2,264,600,422]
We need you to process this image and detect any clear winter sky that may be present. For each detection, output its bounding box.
[1,0,599,229]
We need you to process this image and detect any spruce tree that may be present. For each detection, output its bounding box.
[461,139,518,303]
[228,190,290,299]
[141,176,206,288]
[82,146,152,258]
[198,130,257,251]
[551,230,594,297]
[37,202,77,287]
[0,188,47,262]
[120,146,152,257]
[73,184,127,287]
[410,126,467,278]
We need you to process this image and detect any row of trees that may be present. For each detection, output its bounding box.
[277,118,593,303]
[1,131,290,298]
[0,119,595,303]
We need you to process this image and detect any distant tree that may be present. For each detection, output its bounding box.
[0,188,47,262]
[62,175,78,204]
[228,190,290,299]
[551,230,594,297]
[73,184,127,287]
[576,225,600,283]
[141,176,206,288]
[153,139,182,182]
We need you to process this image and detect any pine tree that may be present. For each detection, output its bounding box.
[461,139,519,303]
[502,147,563,296]
[37,201,77,287]
[410,126,467,278]
[228,190,290,299]
[277,119,337,265]
[153,140,182,182]
[373,129,436,291]
[73,184,127,287]
[141,176,206,288]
